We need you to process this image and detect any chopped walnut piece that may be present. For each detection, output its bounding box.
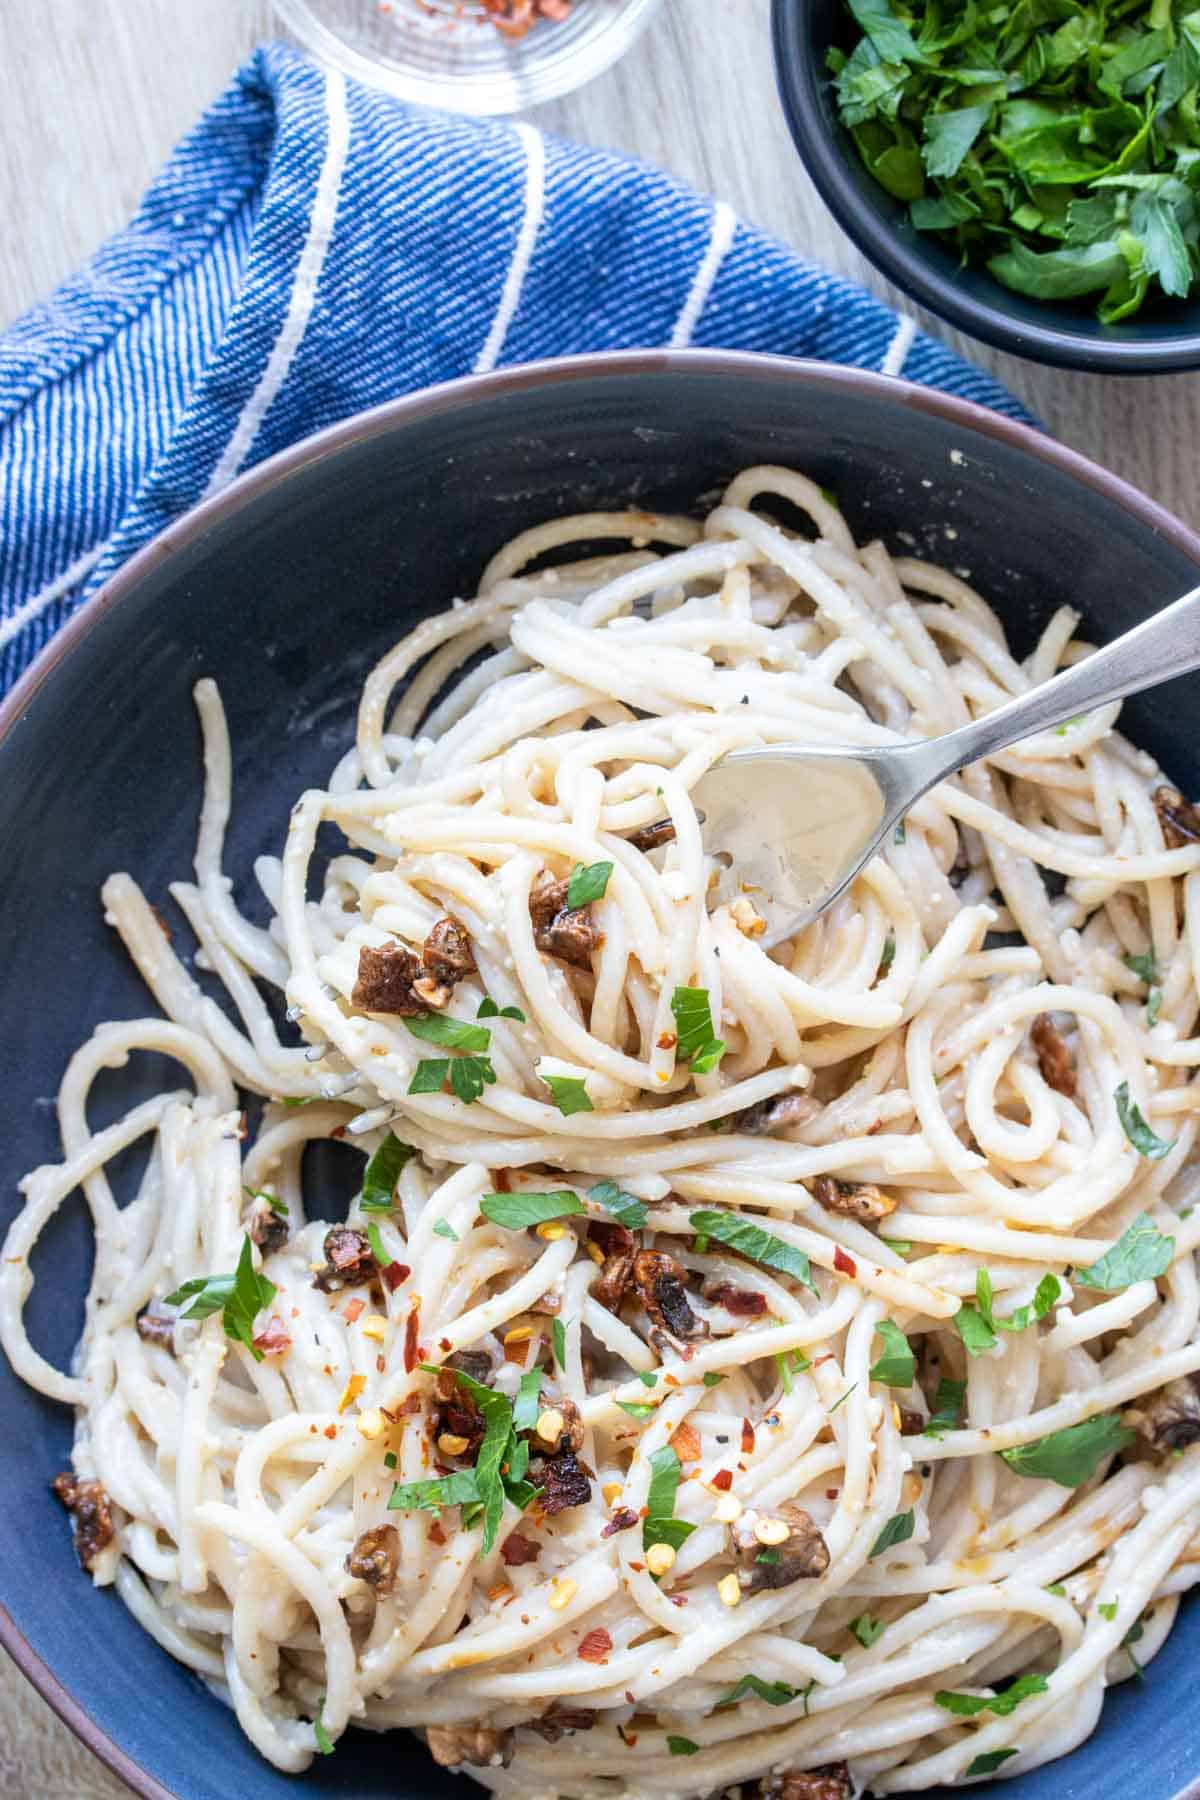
[757,1765,852,1800]
[135,1309,175,1352]
[897,1404,925,1436]
[425,1724,514,1768]
[313,1227,378,1292]
[1129,1375,1200,1451]
[528,875,599,969]
[52,1473,115,1571]
[446,1348,495,1384]
[703,1280,769,1318]
[417,917,476,1006]
[736,1091,820,1135]
[351,941,424,1014]
[588,1218,638,1312]
[601,1506,639,1537]
[346,1523,399,1595]
[534,1447,593,1515]
[523,1708,596,1741]
[246,1195,288,1255]
[434,1367,487,1459]
[531,1396,584,1456]
[731,1502,829,1594]
[1031,1012,1076,1099]
[812,1174,896,1225]
[730,895,767,937]
[1155,785,1200,849]
[576,1628,612,1664]
[626,818,676,853]
[633,1248,708,1347]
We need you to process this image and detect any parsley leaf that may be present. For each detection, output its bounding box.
[1075,1212,1174,1290]
[715,1674,799,1707]
[589,1179,648,1231]
[408,1059,449,1094]
[688,1209,816,1292]
[851,1613,886,1647]
[313,1700,335,1756]
[1098,1601,1118,1622]
[566,861,613,908]
[616,1400,658,1420]
[869,1510,914,1558]
[966,1750,1019,1777]
[552,1317,567,1366]
[477,996,525,1020]
[405,1013,491,1052]
[365,1222,393,1267]
[643,1445,696,1553]
[450,1055,496,1104]
[1124,950,1159,985]
[513,1370,542,1432]
[480,1189,583,1230]
[542,1073,594,1116]
[667,1736,699,1756]
[164,1236,276,1362]
[388,1469,481,1513]
[924,1376,966,1438]
[1115,1082,1176,1159]
[936,1673,1048,1717]
[703,1371,725,1388]
[432,1219,458,1242]
[360,1132,414,1211]
[670,986,726,1074]
[1001,1414,1135,1488]
[870,1318,915,1387]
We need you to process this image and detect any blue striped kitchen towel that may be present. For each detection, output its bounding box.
[0,40,1026,698]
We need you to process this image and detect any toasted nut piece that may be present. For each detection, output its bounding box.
[535,1408,565,1449]
[713,1494,743,1524]
[586,1241,606,1266]
[754,1516,791,1546]
[360,1314,389,1342]
[548,1578,578,1611]
[730,895,767,937]
[503,1325,534,1345]
[437,1432,471,1457]
[646,1543,677,1576]
[602,1482,623,1505]
[717,1573,742,1607]
[357,1409,387,1440]
[337,1374,366,1414]
[537,1222,568,1241]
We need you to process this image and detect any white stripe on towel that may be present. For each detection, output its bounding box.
[0,544,106,654]
[880,313,917,378]
[202,67,351,498]
[475,124,546,375]
[670,201,737,348]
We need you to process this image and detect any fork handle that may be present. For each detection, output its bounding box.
[919,581,1200,786]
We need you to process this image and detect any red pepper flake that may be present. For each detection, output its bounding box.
[669,1594,688,1606]
[670,1423,702,1464]
[617,1728,638,1747]
[814,1353,835,1367]
[382,1261,411,1292]
[601,1507,639,1538]
[376,1355,386,1374]
[439,1337,452,1351]
[833,1247,858,1278]
[252,1315,292,1358]
[624,1691,635,1705]
[428,1521,447,1546]
[404,1307,419,1372]
[577,1627,613,1663]
[323,1424,337,1439]
[494,1168,514,1192]
[826,1488,840,1500]
[656,1031,678,1050]
[330,1123,347,1140]
[629,1561,645,1573]
[150,904,172,940]
[344,1298,365,1324]
[740,1418,756,1456]
[711,1468,733,1492]
[501,1532,541,1566]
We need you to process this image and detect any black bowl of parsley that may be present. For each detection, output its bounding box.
[772,0,1200,370]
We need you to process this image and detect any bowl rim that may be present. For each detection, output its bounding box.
[769,0,1200,374]
[5,345,1200,1800]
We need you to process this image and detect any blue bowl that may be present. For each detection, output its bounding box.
[3,350,1200,1799]
[771,0,1200,372]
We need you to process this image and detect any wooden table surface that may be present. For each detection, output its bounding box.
[0,1,1196,1792]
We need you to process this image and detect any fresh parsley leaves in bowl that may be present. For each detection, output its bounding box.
[772,0,1200,370]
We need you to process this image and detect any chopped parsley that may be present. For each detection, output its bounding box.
[542,1073,594,1116]
[405,1013,491,1052]
[670,986,726,1074]
[407,1055,497,1104]
[477,996,525,1021]
[1075,1211,1174,1291]
[869,1509,915,1558]
[480,1189,584,1230]
[566,861,613,908]
[552,1317,567,1366]
[589,1179,648,1231]
[432,1219,459,1242]
[688,1209,816,1292]
[1000,1414,1135,1488]
[966,1750,1019,1777]
[924,1375,966,1438]
[359,1131,414,1211]
[869,1318,915,1387]
[715,1674,800,1707]
[851,1613,886,1648]
[313,1700,335,1756]
[163,1235,276,1363]
[513,1368,542,1432]
[1115,1081,1176,1159]
[643,1445,696,1553]
[936,1672,1048,1716]
[667,1736,699,1756]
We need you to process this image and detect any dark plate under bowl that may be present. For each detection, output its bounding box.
[771,0,1200,372]
[3,351,1200,1800]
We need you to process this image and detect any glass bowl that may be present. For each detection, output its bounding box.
[274,0,666,114]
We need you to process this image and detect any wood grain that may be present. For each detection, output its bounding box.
[0,0,1197,1793]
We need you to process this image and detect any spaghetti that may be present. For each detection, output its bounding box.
[5,464,1200,1796]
